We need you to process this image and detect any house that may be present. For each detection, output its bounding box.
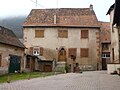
[107,4,119,64]
[106,0,120,74]
[0,26,25,74]
[23,5,101,71]
[100,22,111,70]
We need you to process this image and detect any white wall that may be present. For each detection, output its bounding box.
[107,64,120,74]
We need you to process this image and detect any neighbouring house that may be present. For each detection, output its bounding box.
[100,22,111,70]
[107,2,120,64]
[106,0,120,74]
[23,5,101,71]
[0,26,25,74]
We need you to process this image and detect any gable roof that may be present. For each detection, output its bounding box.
[106,4,115,15]
[100,22,110,43]
[23,8,100,28]
[113,0,120,26]
[0,26,25,48]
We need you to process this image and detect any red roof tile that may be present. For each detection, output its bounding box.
[100,22,111,43]
[23,8,100,27]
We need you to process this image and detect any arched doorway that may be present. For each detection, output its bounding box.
[58,48,66,62]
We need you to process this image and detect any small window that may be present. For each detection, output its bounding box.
[81,30,88,39]
[102,44,109,50]
[80,48,89,57]
[68,48,77,57]
[102,52,110,58]
[35,30,44,38]
[58,30,68,38]
[33,47,40,56]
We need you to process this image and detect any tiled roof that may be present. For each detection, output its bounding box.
[0,26,25,48]
[100,22,111,43]
[23,8,100,28]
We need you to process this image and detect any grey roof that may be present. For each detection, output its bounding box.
[0,26,25,48]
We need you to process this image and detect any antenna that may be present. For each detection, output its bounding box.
[56,0,58,8]
[36,0,37,8]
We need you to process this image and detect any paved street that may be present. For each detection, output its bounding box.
[0,71,120,90]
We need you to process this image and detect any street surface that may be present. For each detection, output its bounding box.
[0,71,120,90]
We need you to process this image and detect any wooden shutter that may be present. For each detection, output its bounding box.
[68,48,77,57]
[35,30,44,38]
[29,47,33,55]
[40,47,44,56]
[81,30,88,39]
[58,30,68,38]
[80,48,89,57]
[112,48,114,61]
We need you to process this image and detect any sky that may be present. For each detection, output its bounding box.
[0,0,115,22]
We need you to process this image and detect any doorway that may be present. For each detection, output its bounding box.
[9,55,21,73]
[58,48,66,62]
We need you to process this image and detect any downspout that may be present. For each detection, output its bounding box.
[111,25,114,63]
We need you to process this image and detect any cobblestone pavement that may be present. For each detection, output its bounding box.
[0,71,120,90]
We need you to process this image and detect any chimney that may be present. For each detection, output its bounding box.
[54,14,57,24]
[90,4,93,11]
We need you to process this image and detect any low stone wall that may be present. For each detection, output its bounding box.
[107,63,120,74]
[0,67,8,75]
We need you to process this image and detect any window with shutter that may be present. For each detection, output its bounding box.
[35,30,44,38]
[68,48,77,57]
[58,29,68,38]
[80,48,89,57]
[81,30,88,39]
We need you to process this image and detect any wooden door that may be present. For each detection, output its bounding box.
[9,55,21,73]
[30,58,35,71]
[58,48,66,62]
[102,58,107,70]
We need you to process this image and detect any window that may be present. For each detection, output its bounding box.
[102,44,109,50]
[102,52,110,58]
[68,48,77,57]
[0,54,1,67]
[35,30,44,38]
[58,30,68,38]
[81,30,88,39]
[80,48,89,57]
[29,47,43,56]
[33,47,40,56]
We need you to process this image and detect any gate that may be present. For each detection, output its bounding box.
[9,55,21,73]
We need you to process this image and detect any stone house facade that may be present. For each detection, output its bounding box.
[0,26,25,74]
[23,5,101,70]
